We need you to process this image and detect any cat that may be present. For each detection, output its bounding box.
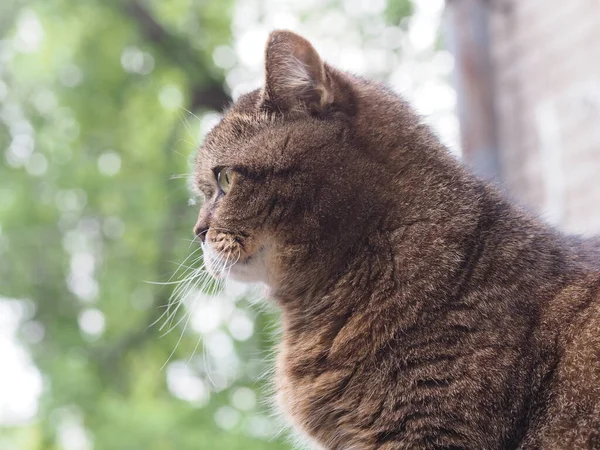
[192,30,600,449]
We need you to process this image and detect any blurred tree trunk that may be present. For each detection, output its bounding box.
[445,0,501,181]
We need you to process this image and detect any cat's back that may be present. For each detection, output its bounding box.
[512,230,600,448]
[521,272,600,449]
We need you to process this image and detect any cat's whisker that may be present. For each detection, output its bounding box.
[159,249,231,366]
[179,106,204,125]
[184,296,218,384]
[159,260,221,369]
[157,220,244,384]
[160,270,212,335]
[187,233,203,251]
[169,173,191,180]
[190,251,239,386]
[174,138,196,148]
[169,246,204,277]
[163,263,202,298]
[164,259,205,274]
[143,247,203,288]
[153,246,204,286]
[160,297,196,371]
[144,266,202,287]
[221,250,241,277]
[149,257,206,330]
[187,251,234,386]
[177,110,201,146]
[161,257,204,301]
[161,267,208,326]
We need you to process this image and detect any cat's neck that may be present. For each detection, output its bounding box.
[273,124,489,314]
[274,175,585,360]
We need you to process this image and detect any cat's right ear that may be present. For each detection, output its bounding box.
[261,30,334,114]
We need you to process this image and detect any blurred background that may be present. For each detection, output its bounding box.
[0,0,598,449]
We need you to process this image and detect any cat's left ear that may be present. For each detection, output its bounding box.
[261,30,334,114]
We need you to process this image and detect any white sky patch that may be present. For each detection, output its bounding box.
[6,132,35,168]
[97,150,121,177]
[32,89,59,115]
[228,310,254,341]
[245,414,275,439]
[59,64,84,87]
[63,221,102,304]
[213,45,237,70]
[55,407,93,450]
[214,405,240,430]
[78,308,106,338]
[231,386,256,411]
[102,216,125,240]
[0,299,43,426]
[14,9,44,54]
[199,111,222,138]
[206,330,234,359]
[0,80,8,102]
[55,189,87,213]
[25,152,48,176]
[191,296,223,334]
[159,84,183,110]
[412,80,457,116]
[235,29,270,69]
[120,46,155,75]
[166,361,210,406]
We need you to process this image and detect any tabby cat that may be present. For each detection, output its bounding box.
[192,31,600,449]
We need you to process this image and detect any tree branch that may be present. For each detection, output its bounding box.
[120,0,231,112]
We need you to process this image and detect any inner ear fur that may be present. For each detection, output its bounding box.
[262,30,335,113]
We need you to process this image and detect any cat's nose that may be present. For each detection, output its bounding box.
[193,222,209,243]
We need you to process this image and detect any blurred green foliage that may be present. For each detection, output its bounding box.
[0,0,285,448]
[0,0,416,449]
[384,0,414,26]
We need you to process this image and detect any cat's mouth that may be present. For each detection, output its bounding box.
[202,231,268,284]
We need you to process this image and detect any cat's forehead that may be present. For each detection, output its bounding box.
[200,90,283,162]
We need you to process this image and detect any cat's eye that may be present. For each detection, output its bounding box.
[217,168,232,194]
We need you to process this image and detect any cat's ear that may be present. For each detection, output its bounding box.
[261,30,334,113]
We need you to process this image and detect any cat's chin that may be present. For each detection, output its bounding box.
[203,245,269,285]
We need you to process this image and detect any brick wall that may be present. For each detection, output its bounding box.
[487,0,600,235]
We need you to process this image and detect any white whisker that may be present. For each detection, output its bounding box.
[155,224,247,392]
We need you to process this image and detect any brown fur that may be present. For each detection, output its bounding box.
[192,31,600,449]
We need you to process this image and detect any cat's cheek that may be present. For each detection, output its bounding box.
[228,251,270,284]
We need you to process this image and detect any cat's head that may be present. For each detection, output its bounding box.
[192,31,424,296]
